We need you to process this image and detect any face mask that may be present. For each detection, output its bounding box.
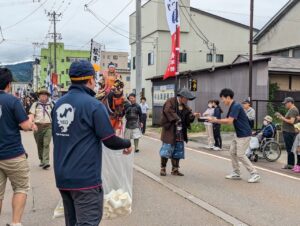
[263,120,268,126]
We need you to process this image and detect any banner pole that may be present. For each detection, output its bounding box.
[90,39,93,62]
[175,23,180,114]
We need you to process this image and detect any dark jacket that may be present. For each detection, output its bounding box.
[213,106,222,128]
[160,97,195,145]
[261,123,276,139]
[124,102,142,129]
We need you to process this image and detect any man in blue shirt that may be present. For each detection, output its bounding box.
[0,68,34,226]
[208,89,260,183]
[52,60,132,226]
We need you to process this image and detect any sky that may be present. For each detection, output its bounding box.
[0,0,290,64]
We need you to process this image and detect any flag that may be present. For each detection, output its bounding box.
[90,40,102,90]
[45,64,53,96]
[164,0,180,80]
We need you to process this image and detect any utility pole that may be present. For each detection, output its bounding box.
[136,0,142,101]
[249,0,254,101]
[47,11,62,85]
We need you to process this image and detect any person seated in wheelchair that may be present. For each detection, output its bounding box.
[255,115,276,142]
[246,116,275,158]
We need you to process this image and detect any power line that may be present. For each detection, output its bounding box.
[90,0,134,41]
[0,0,39,7]
[3,0,49,31]
[179,0,213,51]
[60,0,72,14]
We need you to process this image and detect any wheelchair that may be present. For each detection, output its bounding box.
[249,138,281,162]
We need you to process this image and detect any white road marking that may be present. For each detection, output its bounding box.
[134,164,248,226]
[144,135,300,182]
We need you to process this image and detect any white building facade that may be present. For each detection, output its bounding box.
[130,0,257,104]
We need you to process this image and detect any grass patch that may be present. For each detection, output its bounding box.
[188,123,235,133]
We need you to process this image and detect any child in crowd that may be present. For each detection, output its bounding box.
[291,123,300,173]
[212,100,223,151]
[203,100,215,149]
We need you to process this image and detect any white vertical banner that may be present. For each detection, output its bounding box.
[164,0,180,80]
[91,40,102,65]
[90,40,102,90]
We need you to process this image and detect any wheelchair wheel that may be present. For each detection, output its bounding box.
[263,141,281,162]
[254,154,259,162]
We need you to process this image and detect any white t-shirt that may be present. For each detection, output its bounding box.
[140,103,149,114]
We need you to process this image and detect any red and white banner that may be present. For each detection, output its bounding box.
[164,0,180,80]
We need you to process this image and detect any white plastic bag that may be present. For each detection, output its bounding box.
[102,144,134,220]
[53,199,64,219]
[249,137,260,149]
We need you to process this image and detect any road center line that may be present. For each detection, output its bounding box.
[144,135,300,182]
[134,164,248,226]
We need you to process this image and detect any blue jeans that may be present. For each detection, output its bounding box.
[60,187,103,226]
[282,131,296,166]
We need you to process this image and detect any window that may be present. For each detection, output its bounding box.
[43,56,47,59]
[103,63,105,67]
[103,55,105,59]
[132,57,136,70]
[216,54,224,63]
[61,71,65,75]
[44,68,47,72]
[115,63,118,68]
[61,59,65,63]
[206,54,213,62]
[293,48,300,58]
[66,69,69,74]
[273,50,289,57]
[148,52,154,65]
[126,76,130,82]
[179,52,187,63]
[66,57,88,63]
[113,55,118,60]
[107,55,111,60]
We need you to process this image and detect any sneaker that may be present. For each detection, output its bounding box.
[225,172,241,180]
[213,147,222,151]
[293,165,300,173]
[135,149,140,153]
[39,163,45,167]
[43,164,51,170]
[248,174,261,183]
[206,145,214,150]
[282,165,293,170]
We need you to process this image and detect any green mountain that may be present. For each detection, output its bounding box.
[3,61,34,82]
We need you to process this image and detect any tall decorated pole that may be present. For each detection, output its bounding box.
[164,0,180,99]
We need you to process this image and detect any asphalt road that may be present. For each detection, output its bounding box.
[1,132,228,226]
[135,134,300,226]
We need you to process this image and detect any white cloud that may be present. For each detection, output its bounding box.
[0,0,290,63]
